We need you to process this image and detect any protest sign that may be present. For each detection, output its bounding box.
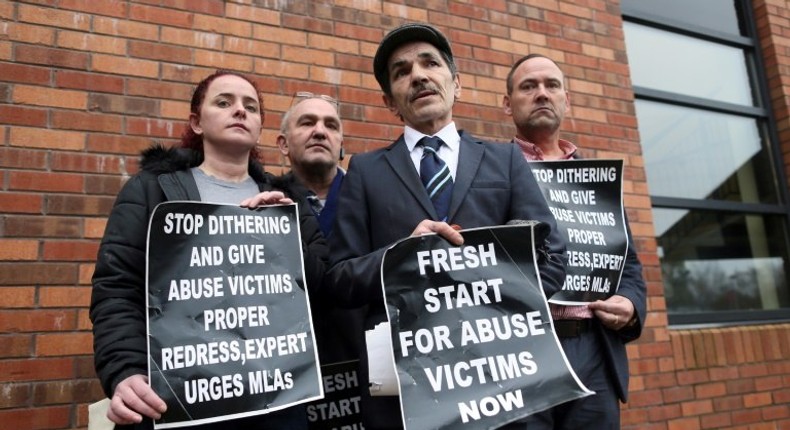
[146,202,322,428]
[307,360,364,430]
[382,223,592,430]
[530,159,628,304]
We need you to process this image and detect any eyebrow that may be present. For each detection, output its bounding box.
[214,92,258,102]
[296,113,340,123]
[389,51,442,72]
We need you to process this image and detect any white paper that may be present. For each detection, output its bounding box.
[88,398,115,430]
[365,321,400,396]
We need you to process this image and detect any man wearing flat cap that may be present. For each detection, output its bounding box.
[325,23,567,428]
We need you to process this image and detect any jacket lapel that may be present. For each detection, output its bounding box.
[384,135,436,219]
[447,131,484,221]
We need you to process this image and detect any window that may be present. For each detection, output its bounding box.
[622,0,790,325]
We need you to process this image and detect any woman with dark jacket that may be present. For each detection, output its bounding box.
[90,70,328,429]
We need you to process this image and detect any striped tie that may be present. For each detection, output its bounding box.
[418,136,453,222]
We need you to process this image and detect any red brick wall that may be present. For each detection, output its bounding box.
[0,1,787,429]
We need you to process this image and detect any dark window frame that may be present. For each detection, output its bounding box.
[622,0,790,327]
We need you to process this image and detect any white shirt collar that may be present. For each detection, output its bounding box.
[404,122,460,153]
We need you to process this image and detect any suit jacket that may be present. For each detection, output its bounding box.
[325,131,567,428]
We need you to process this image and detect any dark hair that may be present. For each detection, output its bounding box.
[180,70,264,160]
[505,53,555,95]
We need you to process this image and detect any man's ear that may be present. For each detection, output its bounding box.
[565,90,571,115]
[276,134,289,156]
[189,113,202,135]
[503,95,512,116]
[453,74,461,100]
[383,94,397,114]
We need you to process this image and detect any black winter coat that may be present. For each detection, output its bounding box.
[90,145,328,429]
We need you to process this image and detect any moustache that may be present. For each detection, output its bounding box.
[409,84,439,101]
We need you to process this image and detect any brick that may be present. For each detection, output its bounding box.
[224,36,280,59]
[4,22,56,45]
[194,50,253,72]
[84,174,124,195]
[0,192,44,214]
[668,417,701,430]
[281,46,336,67]
[13,85,87,110]
[87,93,161,116]
[0,239,38,260]
[283,13,333,35]
[253,25,307,46]
[36,332,93,356]
[10,127,85,151]
[0,62,51,85]
[681,399,715,416]
[160,27,222,49]
[744,392,773,408]
[86,133,155,155]
[0,335,33,359]
[732,408,763,425]
[701,412,732,429]
[54,70,124,93]
[0,405,70,430]
[42,240,98,261]
[59,0,129,18]
[33,379,103,405]
[129,3,193,28]
[127,78,193,100]
[225,3,280,25]
[0,383,31,408]
[85,218,107,239]
[0,1,12,19]
[92,54,159,78]
[57,30,127,55]
[4,215,82,238]
[0,105,48,127]
[93,16,159,41]
[47,195,115,216]
[15,44,88,69]
[75,260,92,284]
[162,0,224,15]
[0,286,36,308]
[0,309,78,332]
[52,111,123,133]
[39,286,92,308]
[126,118,183,138]
[18,4,91,30]
[128,40,192,64]
[160,99,192,119]
[51,152,123,174]
[194,14,251,37]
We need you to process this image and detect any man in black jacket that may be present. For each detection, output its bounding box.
[502,53,647,429]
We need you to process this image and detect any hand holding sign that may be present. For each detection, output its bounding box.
[381,223,592,430]
[147,202,322,428]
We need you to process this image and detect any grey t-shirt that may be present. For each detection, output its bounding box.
[191,167,260,204]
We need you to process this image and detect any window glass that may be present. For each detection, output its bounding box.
[624,22,754,106]
[656,208,790,315]
[622,0,744,36]
[635,100,778,204]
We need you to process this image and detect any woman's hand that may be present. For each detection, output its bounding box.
[107,374,167,424]
[240,191,293,207]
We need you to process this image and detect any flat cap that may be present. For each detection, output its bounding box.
[373,23,454,92]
